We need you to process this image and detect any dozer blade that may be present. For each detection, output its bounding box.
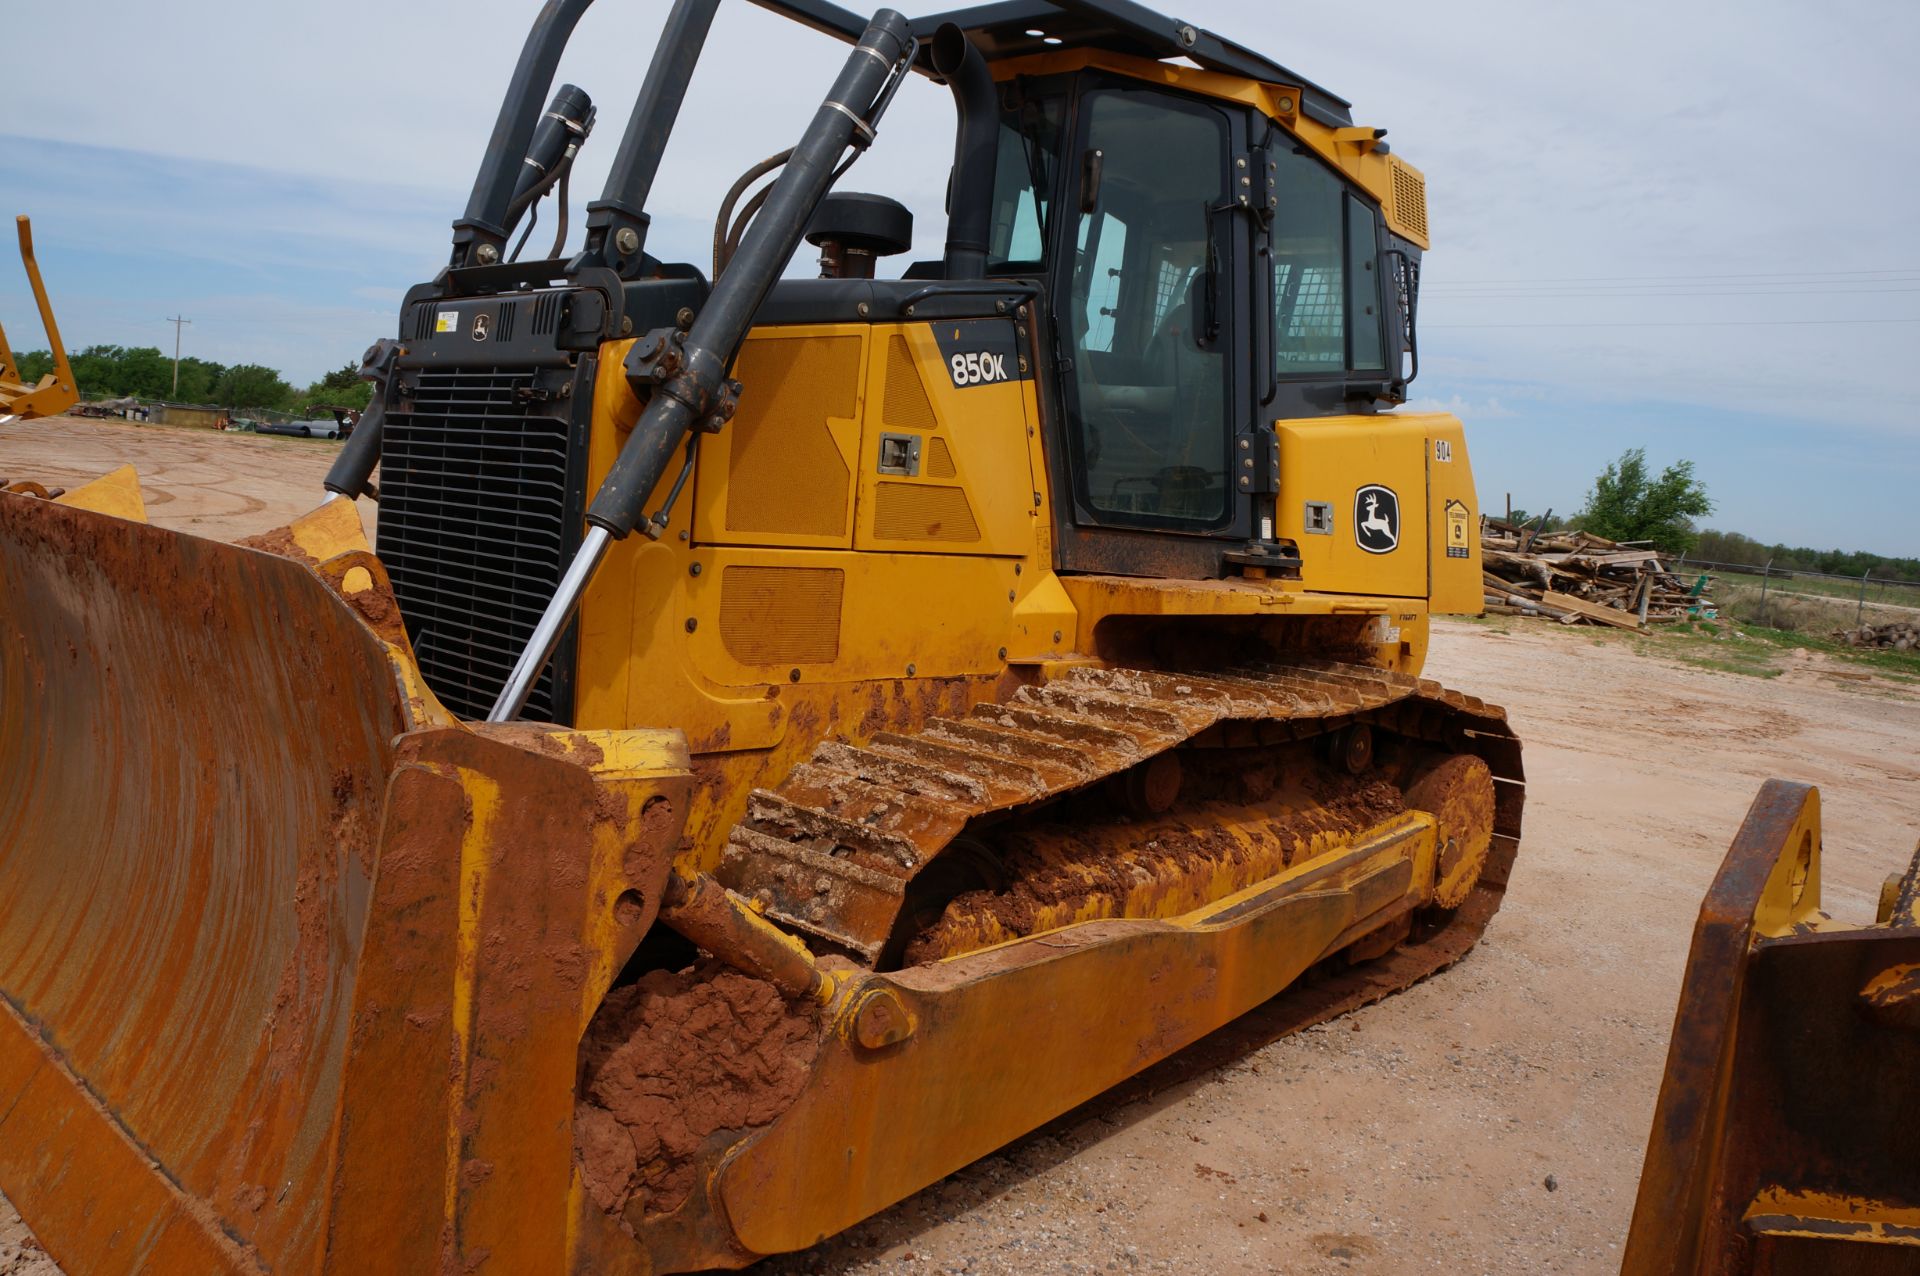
[0,216,78,422]
[1623,781,1920,1275]
[0,483,692,1274]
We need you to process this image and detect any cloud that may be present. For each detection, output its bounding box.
[1403,395,1518,420]
[3,0,1916,552]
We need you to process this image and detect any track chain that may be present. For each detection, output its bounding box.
[717,660,1525,967]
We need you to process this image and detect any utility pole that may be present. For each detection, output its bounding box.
[166,315,191,397]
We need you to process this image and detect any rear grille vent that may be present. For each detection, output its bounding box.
[884,334,937,431]
[494,301,516,343]
[376,365,582,723]
[1389,159,1429,243]
[411,305,439,340]
[531,293,563,335]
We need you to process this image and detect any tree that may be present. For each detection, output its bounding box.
[1575,448,1713,554]
[315,363,361,394]
[1505,508,1567,533]
[295,363,372,413]
[173,356,225,404]
[213,363,295,411]
[13,349,53,385]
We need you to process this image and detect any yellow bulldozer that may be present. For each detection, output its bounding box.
[0,2,1526,1271]
[0,215,77,422]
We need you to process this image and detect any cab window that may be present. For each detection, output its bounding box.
[1272,146,1387,375]
[1064,89,1232,527]
[988,98,1065,269]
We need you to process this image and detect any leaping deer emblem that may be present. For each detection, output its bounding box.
[1360,492,1394,541]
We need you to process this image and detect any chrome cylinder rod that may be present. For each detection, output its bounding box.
[486,524,611,722]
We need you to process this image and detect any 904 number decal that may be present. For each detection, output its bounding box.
[949,350,1010,387]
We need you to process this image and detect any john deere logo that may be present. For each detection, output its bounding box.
[471,312,491,341]
[1354,485,1399,554]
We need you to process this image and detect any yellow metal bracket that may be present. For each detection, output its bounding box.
[0,216,78,421]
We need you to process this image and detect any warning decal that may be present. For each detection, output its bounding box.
[1445,499,1472,560]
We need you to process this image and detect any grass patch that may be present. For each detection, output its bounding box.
[1695,568,1920,609]
[1636,615,1920,682]
[1461,606,1920,685]
[1712,577,1917,633]
[1651,626,1784,679]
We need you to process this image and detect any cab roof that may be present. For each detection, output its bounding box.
[748,0,1355,127]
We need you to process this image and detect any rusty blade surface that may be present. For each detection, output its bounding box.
[0,492,426,1270]
[0,493,694,1275]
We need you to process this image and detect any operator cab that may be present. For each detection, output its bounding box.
[750,2,1429,578]
[354,0,1434,722]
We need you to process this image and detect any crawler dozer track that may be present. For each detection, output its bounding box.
[583,661,1528,1269]
[722,660,1525,985]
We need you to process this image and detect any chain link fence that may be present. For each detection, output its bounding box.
[1677,556,1920,629]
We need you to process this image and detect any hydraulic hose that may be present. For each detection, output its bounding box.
[452,0,596,266]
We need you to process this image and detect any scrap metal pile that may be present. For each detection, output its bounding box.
[1480,517,1714,630]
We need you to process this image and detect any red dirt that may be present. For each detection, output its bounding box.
[233,524,314,564]
[574,962,822,1220]
[905,763,1407,962]
[344,585,393,628]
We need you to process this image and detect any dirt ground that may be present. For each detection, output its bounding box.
[743,625,1918,1276]
[0,414,360,540]
[3,415,1917,1274]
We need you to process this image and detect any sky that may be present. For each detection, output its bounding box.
[3,0,1917,555]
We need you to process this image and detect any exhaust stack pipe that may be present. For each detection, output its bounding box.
[449,0,596,267]
[932,23,996,281]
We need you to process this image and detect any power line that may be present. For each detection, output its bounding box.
[1427,317,1920,329]
[1426,287,1920,300]
[1430,267,1920,286]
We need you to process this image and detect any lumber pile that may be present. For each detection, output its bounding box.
[1480,518,1712,630]
[1836,621,1918,652]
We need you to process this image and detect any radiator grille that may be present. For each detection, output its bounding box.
[376,365,581,722]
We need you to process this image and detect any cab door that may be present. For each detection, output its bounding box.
[1048,82,1256,576]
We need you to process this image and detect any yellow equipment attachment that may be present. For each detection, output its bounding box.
[0,216,78,422]
[1624,781,1920,1275]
